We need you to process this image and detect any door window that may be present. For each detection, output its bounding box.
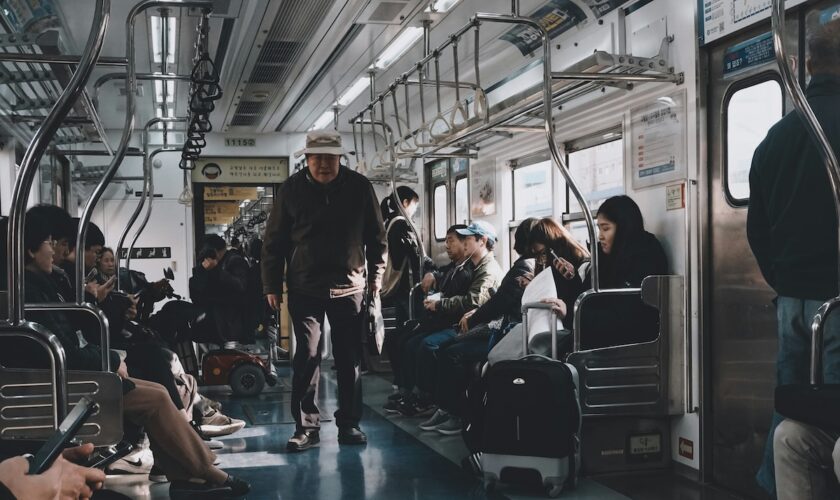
[725,78,783,204]
[433,183,448,240]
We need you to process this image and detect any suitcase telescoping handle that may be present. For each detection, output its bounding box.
[521,302,559,360]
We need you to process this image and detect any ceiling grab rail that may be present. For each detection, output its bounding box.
[4,0,111,425]
[429,51,452,141]
[378,97,397,167]
[390,84,415,154]
[399,77,419,153]
[117,116,187,291]
[76,0,214,307]
[449,36,469,130]
[415,64,436,147]
[469,13,599,292]
[473,23,488,123]
[772,0,840,385]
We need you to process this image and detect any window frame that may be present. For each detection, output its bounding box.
[722,71,784,208]
[563,126,624,220]
[432,181,448,241]
[510,150,554,223]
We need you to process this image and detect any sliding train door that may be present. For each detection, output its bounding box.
[705,19,796,498]
[426,158,469,266]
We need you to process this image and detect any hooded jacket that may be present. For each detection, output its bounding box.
[262,166,387,298]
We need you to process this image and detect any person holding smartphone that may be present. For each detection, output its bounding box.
[0,443,106,500]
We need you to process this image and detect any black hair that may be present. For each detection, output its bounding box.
[24,209,52,264]
[380,185,420,222]
[484,237,495,251]
[446,224,468,241]
[513,218,539,256]
[202,234,226,252]
[596,195,645,263]
[808,18,840,75]
[68,218,105,251]
[28,204,74,242]
[231,237,241,247]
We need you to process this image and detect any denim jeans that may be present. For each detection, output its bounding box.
[414,329,457,395]
[756,296,840,496]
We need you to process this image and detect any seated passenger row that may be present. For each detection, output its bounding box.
[0,205,251,499]
[380,193,668,442]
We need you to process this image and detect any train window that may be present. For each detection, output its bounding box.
[567,136,624,213]
[513,160,553,220]
[433,183,448,240]
[725,78,783,204]
[454,177,469,225]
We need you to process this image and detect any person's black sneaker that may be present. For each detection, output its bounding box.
[222,474,250,496]
[338,426,368,445]
[169,480,231,499]
[383,394,404,413]
[286,430,320,452]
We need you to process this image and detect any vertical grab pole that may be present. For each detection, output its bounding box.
[116,130,150,292]
[75,0,213,305]
[772,0,840,385]
[5,0,111,424]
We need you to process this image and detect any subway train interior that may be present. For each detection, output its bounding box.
[0,0,838,498]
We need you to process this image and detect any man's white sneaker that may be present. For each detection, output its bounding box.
[106,447,154,475]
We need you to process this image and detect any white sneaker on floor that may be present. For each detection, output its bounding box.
[435,416,462,436]
[206,439,224,450]
[199,408,246,437]
[418,409,450,431]
[106,447,154,475]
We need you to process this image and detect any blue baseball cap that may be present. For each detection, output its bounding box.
[456,220,497,241]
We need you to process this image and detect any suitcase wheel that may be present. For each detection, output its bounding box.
[545,483,563,498]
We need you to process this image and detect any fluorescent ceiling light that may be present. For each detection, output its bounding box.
[336,77,370,107]
[166,17,177,65]
[309,110,334,131]
[150,16,177,64]
[153,80,174,104]
[426,0,461,12]
[151,16,161,63]
[374,26,423,70]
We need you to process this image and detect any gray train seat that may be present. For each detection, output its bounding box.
[566,275,685,473]
[567,275,685,417]
[0,293,124,447]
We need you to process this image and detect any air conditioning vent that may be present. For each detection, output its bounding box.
[229,0,336,129]
[358,0,413,25]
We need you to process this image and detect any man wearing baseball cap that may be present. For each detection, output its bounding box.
[397,220,503,417]
[262,130,387,452]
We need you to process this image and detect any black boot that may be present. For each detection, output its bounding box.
[338,426,367,445]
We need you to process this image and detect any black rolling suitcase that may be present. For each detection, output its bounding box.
[481,302,581,497]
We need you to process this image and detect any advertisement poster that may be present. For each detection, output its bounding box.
[192,157,289,184]
[581,0,624,18]
[470,159,496,217]
[500,0,587,56]
[630,90,687,189]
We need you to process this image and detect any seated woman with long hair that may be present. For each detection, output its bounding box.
[540,195,668,349]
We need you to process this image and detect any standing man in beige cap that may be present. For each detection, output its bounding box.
[262,130,387,451]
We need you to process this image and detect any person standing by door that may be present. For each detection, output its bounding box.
[262,130,387,452]
[747,19,840,496]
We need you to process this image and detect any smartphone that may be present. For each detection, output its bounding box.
[85,441,133,469]
[549,249,575,280]
[85,267,98,282]
[28,397,98,474]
